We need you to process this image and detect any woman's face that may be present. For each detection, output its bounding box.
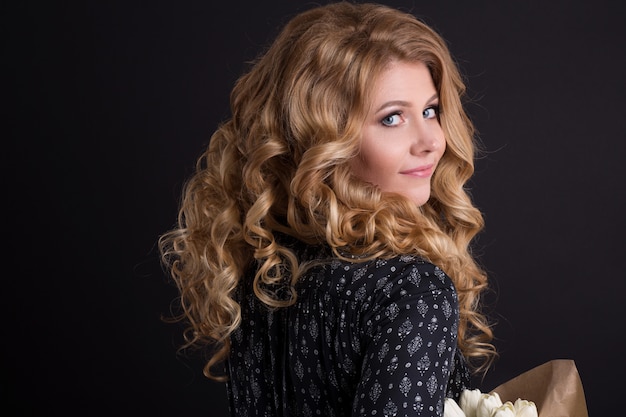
[350,60,446,206]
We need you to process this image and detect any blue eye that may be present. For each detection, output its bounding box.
[423,106,439,119]
[381,113,402,127]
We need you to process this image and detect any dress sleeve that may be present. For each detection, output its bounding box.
[352,261,460,417]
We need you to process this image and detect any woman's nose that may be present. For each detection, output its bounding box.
[410,124,443,154]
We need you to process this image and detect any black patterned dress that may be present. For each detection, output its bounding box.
[226,240,471,416]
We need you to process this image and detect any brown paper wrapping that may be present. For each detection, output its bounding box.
[490,359,588,417]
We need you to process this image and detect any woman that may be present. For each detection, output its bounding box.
[159,2,497,416]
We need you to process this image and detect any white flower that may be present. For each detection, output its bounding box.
[444,397,467,417]
[459,388,482,417]
[476,392,503,417]
[513,398,538,417]
[491,401,516,417]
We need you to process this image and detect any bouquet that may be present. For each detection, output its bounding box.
[444,359,588,417]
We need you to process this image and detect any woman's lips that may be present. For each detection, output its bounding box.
[400,164,434,178]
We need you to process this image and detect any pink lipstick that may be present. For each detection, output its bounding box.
[400,164,434,178]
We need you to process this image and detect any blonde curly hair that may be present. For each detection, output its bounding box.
[159,1,497,381]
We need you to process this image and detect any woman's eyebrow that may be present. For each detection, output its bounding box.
[375,94,439,113]
[375,100,411,113]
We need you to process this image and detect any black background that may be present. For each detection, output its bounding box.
[6,0,625,415]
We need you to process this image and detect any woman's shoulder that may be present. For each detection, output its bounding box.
[300,253,456,302]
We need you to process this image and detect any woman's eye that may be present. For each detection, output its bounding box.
[381,113,402,127]
[423,106,439,119]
